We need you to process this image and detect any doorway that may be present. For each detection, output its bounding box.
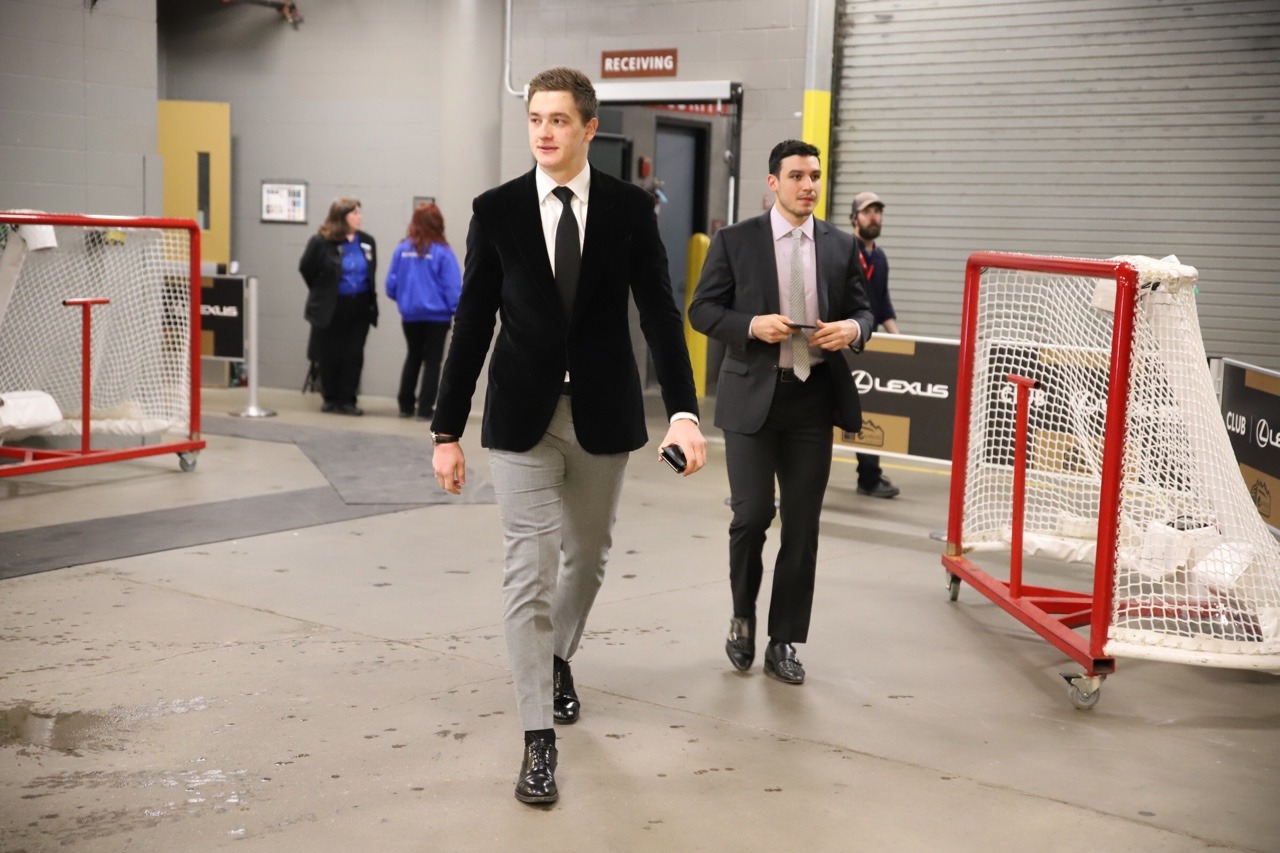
[590,90,742,394]
[588,131,633,182]
[654,120,709,315]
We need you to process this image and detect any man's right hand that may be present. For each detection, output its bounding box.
[749,313,804,344]
[433,443,466,495]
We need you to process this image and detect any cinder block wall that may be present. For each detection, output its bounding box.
[0,0,160,215]
[158,0,505,397]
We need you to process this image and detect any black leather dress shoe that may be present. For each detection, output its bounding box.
[763,642,805,684]
[725,615,756,671]
[553,656,580,724]
[337,404,364,416]
[514,737,558,804]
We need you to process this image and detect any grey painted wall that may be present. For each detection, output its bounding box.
[0,0,160,215]
[158,0,504,397]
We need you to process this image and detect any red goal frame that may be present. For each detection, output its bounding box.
[941,251,1143,683]
[0,211,205,477]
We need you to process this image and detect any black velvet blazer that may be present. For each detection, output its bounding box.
[432,167,698,454]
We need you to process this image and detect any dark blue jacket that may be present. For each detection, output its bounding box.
[858,241,895,328]
[299,229,378,329]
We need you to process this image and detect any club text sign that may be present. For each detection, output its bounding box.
[601,49,678,78]
[1219,358,1280,532]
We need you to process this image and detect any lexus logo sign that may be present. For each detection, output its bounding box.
[837,336,957,461]
[851,369,950,400]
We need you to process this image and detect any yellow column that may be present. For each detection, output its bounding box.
[801,89,832,221]
[684,233,711,399]
[800,0,836,222]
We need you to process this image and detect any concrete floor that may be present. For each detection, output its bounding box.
[2,386,1277,852]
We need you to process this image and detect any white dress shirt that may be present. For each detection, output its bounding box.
[769,205,819,368]
[535,165,589,274]
[534,164,696,425]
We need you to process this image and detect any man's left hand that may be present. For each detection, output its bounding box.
[660,419,708,477]
[810,319,861,350]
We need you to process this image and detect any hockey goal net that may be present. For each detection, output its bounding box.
[0,212,203,474]
[945,251,1280,673]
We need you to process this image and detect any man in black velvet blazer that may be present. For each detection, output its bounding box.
[690,139,872,687]
[431,67,706,806]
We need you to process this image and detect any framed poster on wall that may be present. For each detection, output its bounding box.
[261,181,307,223]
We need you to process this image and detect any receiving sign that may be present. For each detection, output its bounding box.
[601,49,678,78]
[834,333,958,463]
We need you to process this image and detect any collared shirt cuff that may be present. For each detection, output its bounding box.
[670,412,699,425]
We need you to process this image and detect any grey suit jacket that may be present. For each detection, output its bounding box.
[688,211,873,435]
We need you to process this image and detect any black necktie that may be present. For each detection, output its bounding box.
[551,186,580,315]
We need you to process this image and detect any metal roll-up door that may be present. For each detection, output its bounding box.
[830,0,1280,371]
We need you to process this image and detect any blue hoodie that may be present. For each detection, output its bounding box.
[384,238,462,323]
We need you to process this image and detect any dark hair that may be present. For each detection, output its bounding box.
[768,140,821,177]
[407,202,446,256]
[527,66,598,124]
[319,197,361,242]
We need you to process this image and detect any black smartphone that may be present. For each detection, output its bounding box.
[786,322,816,330]
[659,444,687,474]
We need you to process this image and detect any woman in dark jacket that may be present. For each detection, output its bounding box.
[299,197,378,415]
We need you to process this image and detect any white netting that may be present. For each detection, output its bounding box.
[961,254,1280,669]
[0,219,194,438]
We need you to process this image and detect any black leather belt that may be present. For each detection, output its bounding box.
[776,363,825,382]
[561,382,571,395]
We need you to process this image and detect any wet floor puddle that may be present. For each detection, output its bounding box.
[2,704,118,753]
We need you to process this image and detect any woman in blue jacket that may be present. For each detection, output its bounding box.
[384,202,462,419]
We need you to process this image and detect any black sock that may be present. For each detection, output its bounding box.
[525,728,555,746]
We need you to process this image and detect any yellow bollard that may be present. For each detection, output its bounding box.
[684,233,711,399]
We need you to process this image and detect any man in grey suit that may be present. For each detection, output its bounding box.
[431,67,706,805]
[689,139,872,686]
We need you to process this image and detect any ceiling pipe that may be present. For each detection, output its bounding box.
[503,0,523,97]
